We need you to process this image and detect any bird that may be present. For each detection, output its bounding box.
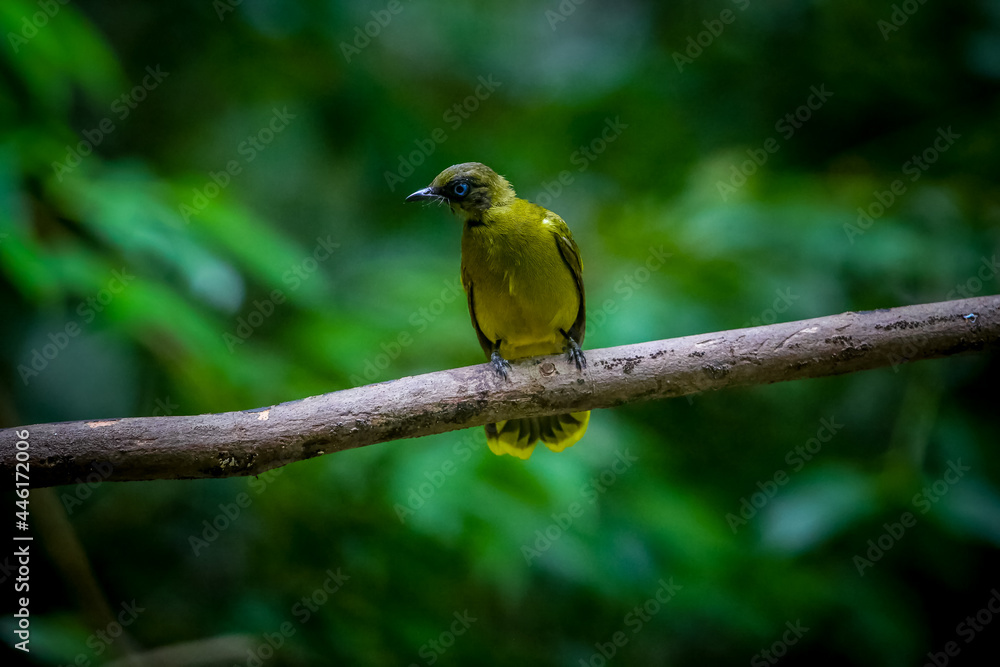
[405,162,589,459]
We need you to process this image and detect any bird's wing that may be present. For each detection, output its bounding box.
[548,215,586,346]
[461,264,494,358]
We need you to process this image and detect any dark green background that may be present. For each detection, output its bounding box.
[2,0,999,665]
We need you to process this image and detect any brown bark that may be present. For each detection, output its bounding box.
[4,295,997,488]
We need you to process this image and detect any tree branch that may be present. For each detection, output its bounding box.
[4,295,998,487]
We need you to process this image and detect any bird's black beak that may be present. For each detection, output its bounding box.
[405,186,446,203]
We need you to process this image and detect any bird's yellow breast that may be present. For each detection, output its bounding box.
[461,200,580,360]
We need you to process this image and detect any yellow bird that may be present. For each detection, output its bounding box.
[406,162,589,459]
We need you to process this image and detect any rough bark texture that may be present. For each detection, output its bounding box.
[4,295,997,487]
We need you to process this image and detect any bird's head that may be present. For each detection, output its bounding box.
[405,162,515,220]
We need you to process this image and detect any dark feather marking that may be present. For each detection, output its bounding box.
[554,231,587,347]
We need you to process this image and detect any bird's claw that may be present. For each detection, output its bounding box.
[490,350,512,380]
[561,330,586,371]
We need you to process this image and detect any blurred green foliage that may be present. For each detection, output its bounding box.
[2,0,999,665]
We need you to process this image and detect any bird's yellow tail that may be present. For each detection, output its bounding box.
[485,411,590,459]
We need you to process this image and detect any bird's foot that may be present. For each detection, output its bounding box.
[567,346,587,371]
[490,348,512,380]
[561,331,587,371]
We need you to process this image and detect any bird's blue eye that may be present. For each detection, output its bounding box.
[452,182,470,197]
